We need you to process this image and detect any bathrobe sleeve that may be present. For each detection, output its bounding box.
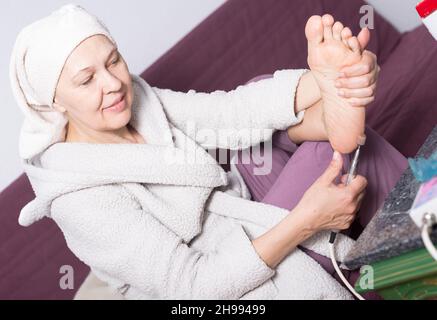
[51,188,276,299]
[152,69,308,150]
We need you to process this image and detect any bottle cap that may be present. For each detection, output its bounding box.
[416,0,437,18]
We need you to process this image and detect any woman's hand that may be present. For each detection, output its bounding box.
[293,151,367,232]
[252,151,367,269]
[335,50,380,107]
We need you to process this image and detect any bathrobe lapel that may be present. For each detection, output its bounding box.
[129,74,174,147]
[125,75,230,242]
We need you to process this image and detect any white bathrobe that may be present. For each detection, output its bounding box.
[19,69,356,300]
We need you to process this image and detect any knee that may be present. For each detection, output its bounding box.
[285,126,392,168]
[297,126,381,156]
[295,140,333,157]
[363,126,385,147]
[293,140,351,177]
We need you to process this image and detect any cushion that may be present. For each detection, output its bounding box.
[141,0,401,93]
[366,25,437,157]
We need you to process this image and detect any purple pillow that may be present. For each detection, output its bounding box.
[141,0,401,93]
[366,25,437,157]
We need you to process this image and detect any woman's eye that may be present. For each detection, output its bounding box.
[111,56,119,65]
[81,77,93,86]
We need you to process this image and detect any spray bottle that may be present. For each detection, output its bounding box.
[416,0,437,40]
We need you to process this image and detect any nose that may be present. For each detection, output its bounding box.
[101,69,122,94]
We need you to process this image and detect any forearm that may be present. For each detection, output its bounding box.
[294,71,322,113]
[153,69,308,150]
[287,100,328,145]
[252,207,315,269]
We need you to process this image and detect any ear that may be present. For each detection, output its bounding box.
[52,99,67,113]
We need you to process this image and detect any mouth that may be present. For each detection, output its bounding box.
[103,93,126,112]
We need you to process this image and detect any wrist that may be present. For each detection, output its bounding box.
[285,207,318,242]
[294,70,322,113]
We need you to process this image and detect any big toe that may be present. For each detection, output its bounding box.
[305,15,323,45]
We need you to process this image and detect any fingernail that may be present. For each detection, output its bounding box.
[337,72,345,78]
[335,81,341,87]
[333,151,340,161]
[338,90,344,97]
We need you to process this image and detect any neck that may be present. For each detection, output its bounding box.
[65,121,138,144]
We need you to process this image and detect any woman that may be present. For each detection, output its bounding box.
[10,4,406,299]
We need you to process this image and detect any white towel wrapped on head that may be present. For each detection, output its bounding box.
[9,3,117,160]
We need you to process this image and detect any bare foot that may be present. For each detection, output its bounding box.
[306,14,366,154]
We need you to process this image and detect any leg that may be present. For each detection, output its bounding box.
[234,130,298,201]
[233,74,298,201]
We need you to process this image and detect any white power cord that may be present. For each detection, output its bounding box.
[329,139,366,300]
[421,212,437,261]
[409,178,437,261]
[328,240,365,300]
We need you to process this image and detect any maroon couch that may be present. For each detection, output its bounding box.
[1,0,436,299]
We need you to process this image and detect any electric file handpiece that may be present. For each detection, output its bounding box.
[329,134,367,300]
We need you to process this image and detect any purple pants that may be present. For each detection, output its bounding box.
[234,75,408,299]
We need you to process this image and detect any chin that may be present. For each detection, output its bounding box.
[106,107,132,130]
[103,90,133,126]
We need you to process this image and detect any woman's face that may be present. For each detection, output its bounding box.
[53,34,133,134]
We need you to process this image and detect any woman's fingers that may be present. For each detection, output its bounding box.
[354,191,366,212]
[340,174,348,185]
[346,175,368,195]
[338,83,376,98]
[335,51,380,105]
[346,96,375,107]
[336,82,378,106]
[356,190,366,203]
[340,174,368,193]
[340,50,377,77]
[335,72,377,89]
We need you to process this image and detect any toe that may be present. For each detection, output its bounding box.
[357,27,371,50]
[305,15,324,44]
[332,21,344,41]
[348,36,361,54]
[322,14,334,40]
[341,27,353,47]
